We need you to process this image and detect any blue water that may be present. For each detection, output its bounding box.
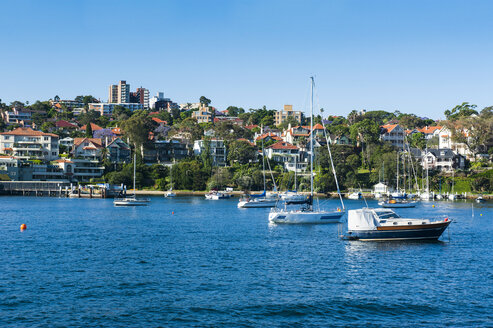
[1,196,492,327]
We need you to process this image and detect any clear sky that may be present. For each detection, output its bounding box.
[1,0,492,119]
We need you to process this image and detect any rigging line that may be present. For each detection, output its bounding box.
[321,106,346,210]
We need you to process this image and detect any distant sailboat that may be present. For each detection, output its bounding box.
[164,160,176,198]
[238,138,277,208]
[269,77,345,224]
[114,153,150,206]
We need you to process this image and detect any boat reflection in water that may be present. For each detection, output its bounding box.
[346,208,451,241]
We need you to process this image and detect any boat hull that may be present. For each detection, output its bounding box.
[379,201,417,208]
[113,200,149,206]
[269,210,344,224]
[347,221,451,241]
[238,200,277,208]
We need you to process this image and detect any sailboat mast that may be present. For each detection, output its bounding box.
[262,137,266,192]
[396,152,399,191]
[310,76,314,196]
[294,155,297,191]
[133,152,136,194]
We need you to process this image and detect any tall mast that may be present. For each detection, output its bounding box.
[310,76,314,196]
[133,152,136,196]
[262,137,266,192]
[396,151,399,191]
[294,155,297,191]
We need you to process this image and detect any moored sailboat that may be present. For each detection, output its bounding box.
[114,154,150,206]
[269,77,345,224]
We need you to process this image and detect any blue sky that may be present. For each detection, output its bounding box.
[1,0,492,119]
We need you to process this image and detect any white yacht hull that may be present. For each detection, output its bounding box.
[113,198,149,206]
[269,210,344,224]
[238,199,277,208]
[164,191,176,198]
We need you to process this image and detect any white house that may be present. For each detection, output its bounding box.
[0,127,59,161]
[380,124,405,149]
[73,138,103,160]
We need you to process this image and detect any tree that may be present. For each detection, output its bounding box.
[85,122,93,137]
[41,122,55,133]
[445,111,493,159]
[409,132,426,150]
[199,96,211,107]
[226,106,245,117]
[349,119,380,145]
[120,112,155,149]
[444,102,478,120]
[78,110,101,126]
[227,140,257,165]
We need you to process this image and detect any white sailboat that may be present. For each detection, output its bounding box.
[238,138,277,208]
[164,160,176,198]
[448,170,457,200]
[420,147,433,200]
[114,153,150,206]
[269,77,345,224]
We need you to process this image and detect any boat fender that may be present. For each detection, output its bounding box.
[444,217,448,222]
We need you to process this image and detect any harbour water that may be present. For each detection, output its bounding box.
[1,196,492,327]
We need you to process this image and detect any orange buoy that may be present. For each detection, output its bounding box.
[432,205,435,208]
[20,224,27,231]
[172,211,175,215]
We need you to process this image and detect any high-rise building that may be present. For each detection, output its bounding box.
[130,87,150,109]
[108,80,130,103]
[274,105,302,126]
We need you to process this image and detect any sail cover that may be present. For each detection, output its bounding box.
[249,190,266,198]
[348,208,378,231]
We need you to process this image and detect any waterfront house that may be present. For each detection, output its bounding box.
[73,138,103,160]
[380,124,405,149]
[106,138,131,163]
[265,141,304,172]
[144,139,189,164]
[0,127,59,161]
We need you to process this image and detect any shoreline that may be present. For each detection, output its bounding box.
[132,190,492,200]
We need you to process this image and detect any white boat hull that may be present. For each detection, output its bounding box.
[164,191,176,198]
[269,210,344,224]
[113,198,149,206]
[238,199,277,208]
[379,201,417,208]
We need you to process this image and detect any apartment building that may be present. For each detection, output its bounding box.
[193,139,227,166]
[274,105,303,126]
[108,80,130,103]
[88,103,143,116]
[130,87,150,109]
[1,109,32,126]
[192,105,215,123]
[0,127,59,161]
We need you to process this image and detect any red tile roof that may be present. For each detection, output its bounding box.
[267,141,299,150]
[237,138,255,147]
[380,124,399,133]
[152,117,167,124]
[80,123,103,131]
[112,127,122,135]
[255,133,282,141]
[73,138,103,147]
[245,124,259,130]
[0,127,58,138]
[418,126,442,134]
[56,120,78,128]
